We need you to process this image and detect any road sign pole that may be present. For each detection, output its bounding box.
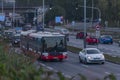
[84,0,87,48]
[96,28,100,49]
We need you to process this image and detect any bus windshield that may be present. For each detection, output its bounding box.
[42,36,67,52]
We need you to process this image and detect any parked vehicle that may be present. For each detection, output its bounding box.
[21,31,68,61]
[54,27,69,41]
[99,35,113,44]
[3,29,15,40]
[79,48,105,64]
[118,41,120,47]
[76,32,87,39]
[5,21,12,27]
[12,34,21,47]
[86,36,98,45]
[22,23,32,31]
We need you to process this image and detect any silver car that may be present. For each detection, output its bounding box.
[79,48,105,64]
[118,41,120,47]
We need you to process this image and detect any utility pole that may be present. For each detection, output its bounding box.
[13,1,15,28]
[91,0,94,27]
[2,0,3,13]
[84,0,87,48]
[43,0,45,30]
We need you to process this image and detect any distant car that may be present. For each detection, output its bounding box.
[99,35,113,44]
[3,29,15,40]
[81,18,90,22]
[12,34,21,47]
[54,27,70,41]
[76,32,87,39]
[92,19,99,23]
[86,36,98,45]
[118,41,120,47]
[22,23,32,31]
[5,21,12,27]
[79,48,105,64]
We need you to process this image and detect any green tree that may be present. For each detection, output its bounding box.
[45,5,65,25]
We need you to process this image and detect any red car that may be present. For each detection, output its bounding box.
[76,32,87,39]
[86,36,98,45]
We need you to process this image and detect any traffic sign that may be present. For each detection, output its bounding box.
[95,24,101,30]
[96,30,100,38]
[72,21,75,26]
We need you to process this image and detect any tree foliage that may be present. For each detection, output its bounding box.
[15,0,120,26]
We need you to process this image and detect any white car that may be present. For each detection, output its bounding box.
[5,21,12,27]
[79,48,105,64]
[118,41,120,47]
[54,27,69,35]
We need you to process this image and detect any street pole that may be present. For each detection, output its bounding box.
[43,0,45,30]
[84,0,87,48]
[91,0,94,27]
[13,1,15,28]
[1,0,3,13]
[78,5,101,23]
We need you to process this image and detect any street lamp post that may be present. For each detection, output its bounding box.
[43,0,45,30]
[84,0,87,48]
[78,5,101,23]
[1,0,3,13]
[91,0,94,27]
[13,1,15,28]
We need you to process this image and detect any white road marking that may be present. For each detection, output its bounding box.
[46,66,53,70]
[81,64,89,68]
[105,72,111,75]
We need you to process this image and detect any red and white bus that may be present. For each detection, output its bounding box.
[20,31,68,61]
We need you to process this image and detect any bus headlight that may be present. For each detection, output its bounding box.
[63,52,67,56]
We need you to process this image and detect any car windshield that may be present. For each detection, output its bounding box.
[103,35,112,38]
[14,36,20,39]
[62,29,69,33]
[87,49,100,54]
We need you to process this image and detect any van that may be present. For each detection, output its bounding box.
[54,27,69,41]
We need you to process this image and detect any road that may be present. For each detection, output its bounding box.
[68,35,120,57]
[14,28,120,79]
[38,35,120,80]
[39,51,120,80]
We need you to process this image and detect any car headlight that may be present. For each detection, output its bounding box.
[87,56,93,60]
[100,55,105,59]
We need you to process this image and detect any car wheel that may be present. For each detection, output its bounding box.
[79,56,82,63]
[100,62,105,64]
[119,44,120,47]
[76,36,78,39]
[84,58,88,64]
[110,42,113,44]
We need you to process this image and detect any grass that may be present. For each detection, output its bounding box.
[67,46,120,64]
[104,54,120,64]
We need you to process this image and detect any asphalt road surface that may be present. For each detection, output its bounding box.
[38,35,120,80]
[13,31,120,80]
[39,51,120,80]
